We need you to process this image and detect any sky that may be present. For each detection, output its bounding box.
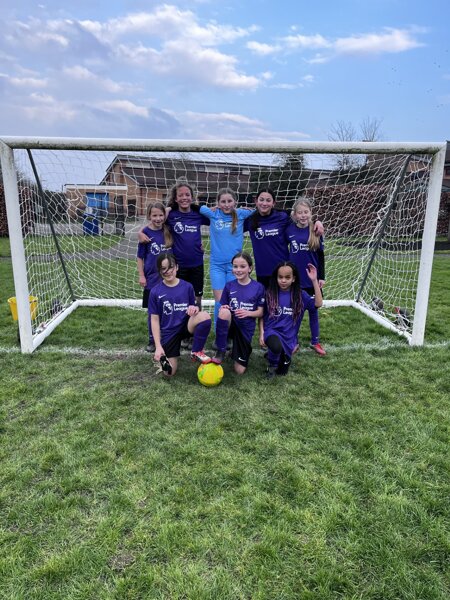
[0,0,449,143]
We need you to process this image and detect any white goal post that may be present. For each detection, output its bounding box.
[0,136,446,353]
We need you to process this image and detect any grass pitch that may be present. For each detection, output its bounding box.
[0,238,449,599]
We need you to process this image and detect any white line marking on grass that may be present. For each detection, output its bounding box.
[0,339,449,357]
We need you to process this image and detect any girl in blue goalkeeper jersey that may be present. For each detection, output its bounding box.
[198,188,252,326]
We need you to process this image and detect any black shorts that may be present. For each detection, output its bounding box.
[162,318,190,359]
[142,288,150,309]
[178,264,204,298]
[229,321,253,368]
[256,275,271,289]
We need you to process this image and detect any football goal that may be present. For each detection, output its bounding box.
[0,137,445,353]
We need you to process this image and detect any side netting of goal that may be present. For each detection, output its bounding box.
[0,138,445,353]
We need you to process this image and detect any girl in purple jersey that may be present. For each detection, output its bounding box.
[211,252,265,375]
[245,188,324,289]
[286,197,326,356]
[149,253,212,377]
[139,181,209,308]
[259,261,323,379]
[137,202,173,352]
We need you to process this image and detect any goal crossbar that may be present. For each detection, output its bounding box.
[1,136,446,353]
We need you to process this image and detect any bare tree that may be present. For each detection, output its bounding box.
[328,117,384,171]
[328,120,360,171]
[360,116,383,142]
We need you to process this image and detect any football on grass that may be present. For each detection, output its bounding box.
[197,362,224,387]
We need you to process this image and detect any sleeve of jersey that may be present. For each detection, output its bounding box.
[256,283,266,307]
[186,282,195,305]
[219,286,229,305]
[137,242,146,259]
[148,290,159,315]
[237,208,254,220]
[199,205,212,219]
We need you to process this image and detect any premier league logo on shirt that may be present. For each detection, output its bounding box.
[290,240,299,253]
[255,228,264,240]
[229,298,239,311]
[163,300,173,315]
[150,242,160,255]
[215,219,225,230]
[275,305,283,317]
[173,222,184,234]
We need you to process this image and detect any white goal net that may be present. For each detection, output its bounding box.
[1,138,445,352]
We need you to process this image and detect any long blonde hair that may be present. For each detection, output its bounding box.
[217,187,238,234]
[292,197,320,251]
[146,201,173,248]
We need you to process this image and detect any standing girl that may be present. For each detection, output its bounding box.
[165,181,210,309]
[245,188,325,289]
[149,253,212,377]
[286,197,326,355]
[199,188,252,325]
[244,188,290,289]
[138,181,209,309]
[211,252,265,375]
[259,261,323,378]
[137,202,173,352]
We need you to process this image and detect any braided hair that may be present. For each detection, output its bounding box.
[266,261,303,322]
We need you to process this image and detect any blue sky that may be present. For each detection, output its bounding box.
[0,0,449,142]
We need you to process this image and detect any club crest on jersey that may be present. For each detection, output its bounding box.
[163,301,173,315]
[173,222,184,234]
[229,298,239,311]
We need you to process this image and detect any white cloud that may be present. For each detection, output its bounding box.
[116,40,260,90]
[98,100,149,118]
[63,66,126,93]
[22,93,77,123]
[334,28,424,55]
[3,74,48,88]
[282,33,331,50]
[81,5,258,47]
[254,26,425,62]
[170,110,310,141]
[247,41,281,56]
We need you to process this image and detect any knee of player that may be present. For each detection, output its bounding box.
[234,362,247,375]
[218,306,231,320]
[198,310,211,322]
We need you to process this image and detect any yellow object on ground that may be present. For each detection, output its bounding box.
[7,296,38,321]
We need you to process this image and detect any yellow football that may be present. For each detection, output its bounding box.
[197,362,224,387]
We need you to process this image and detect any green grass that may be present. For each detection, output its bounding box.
[0,245,449,599]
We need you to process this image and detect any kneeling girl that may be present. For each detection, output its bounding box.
[212,252,265,375]
[149,253,212,376]
[260,261,323,378]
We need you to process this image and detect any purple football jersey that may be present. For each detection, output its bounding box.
[263,289,316,355]
[244,210,289,277]
[137,227,172,289]
[286,223,324,289]
[166,210,209,268]
[220,278,265,341]
[148,279,195,345]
